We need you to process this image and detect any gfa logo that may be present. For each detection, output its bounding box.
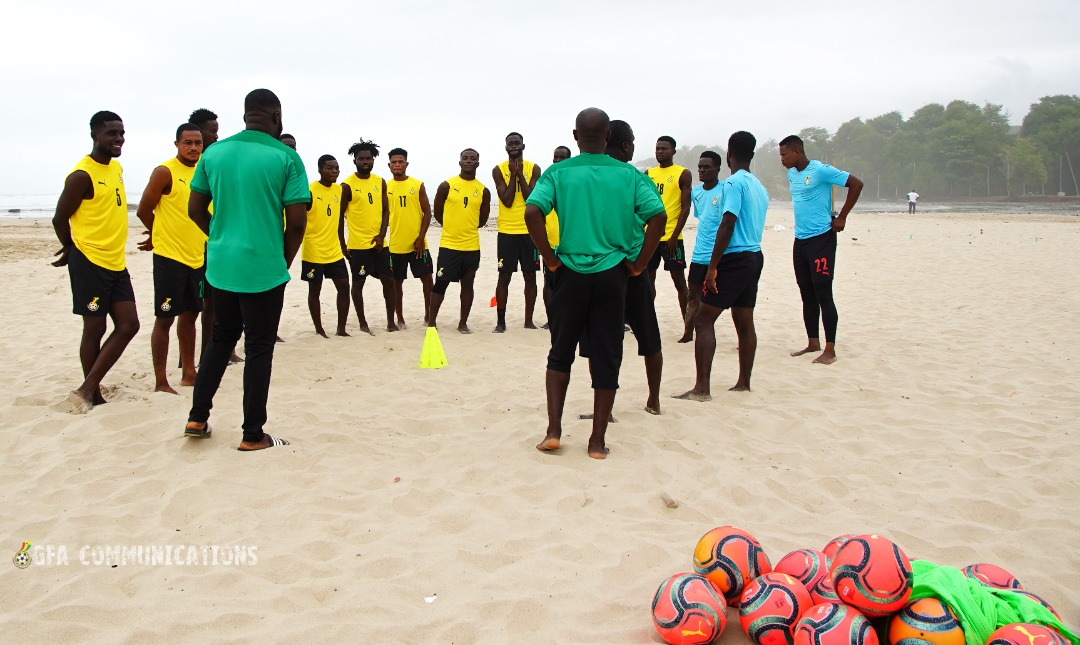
[160,298,172,312]
[87,297,100,312]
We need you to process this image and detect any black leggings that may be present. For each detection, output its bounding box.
[796,273,837,343]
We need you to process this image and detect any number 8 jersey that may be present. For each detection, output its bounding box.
[342,173,384,251]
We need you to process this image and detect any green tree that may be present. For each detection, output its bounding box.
[1021,95,1080,194]
[1003,137,1048,196]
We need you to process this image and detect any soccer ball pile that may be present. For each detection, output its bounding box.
[649,526,1067,645]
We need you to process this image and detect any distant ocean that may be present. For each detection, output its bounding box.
[1,194,58,216]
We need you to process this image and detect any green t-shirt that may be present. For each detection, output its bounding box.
[190,129,310,293]
[526,153,664,274]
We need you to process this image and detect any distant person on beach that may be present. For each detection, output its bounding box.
[52,111,139,414]
[540,145,571,328]
[675,132,768,401]
[183,89,309,450]
[302,154,350,338]
[188,108,240,364]
[907,190,919,214]
[428,148,490,333]
[679,150,725,344]
[386,148,434,328]
[340,139,394,334]
[136,123,206,394]
[524,108,666,459]
[646,136,692,329]
[493,132,542,332]
[779,134,864,365]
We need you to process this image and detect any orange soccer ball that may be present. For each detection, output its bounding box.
[774,549,839,605]
[829,535,913,617]
[961,563,1023,591]
[740,573,814,645]
[651,572,729,645]
[693,526,772,606]
[822,534,856,562]
[986,624,1068,645]
[888,598,965,645]
[794,602,879,645]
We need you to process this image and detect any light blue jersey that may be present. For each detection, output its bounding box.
[690,182,724,264]
[787,159,850,239]
[721,170,768,255]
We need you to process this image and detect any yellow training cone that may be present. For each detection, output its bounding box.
[419,327,448,369]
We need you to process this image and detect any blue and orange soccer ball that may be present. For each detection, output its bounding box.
[986,624,1068,645]
[693,526,773,606]
[774,549,839,606]
[887,598,964,645]
[739,573,814,645]
[651,572,728,645]
[794,602,879,645]
[829,534,913,617]
[961,563,1023,590]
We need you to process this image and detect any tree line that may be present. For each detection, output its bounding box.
[638,95,1080,200]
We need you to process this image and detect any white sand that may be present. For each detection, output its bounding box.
[0,207,1077,643]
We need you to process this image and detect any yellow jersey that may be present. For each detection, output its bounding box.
[153,157,207,269]
[387,177,426,254]
[646,164,687,239]
[303,181,344,264]
[545,210,559,248]
[69,156,128,271]
[495,160,535,234]
[439,175,485,251]
[342,173,384,250]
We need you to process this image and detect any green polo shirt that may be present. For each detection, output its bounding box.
[526,153,665,274]
[190,129,310,293]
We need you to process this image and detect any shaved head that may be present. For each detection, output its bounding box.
[573,107,611,153]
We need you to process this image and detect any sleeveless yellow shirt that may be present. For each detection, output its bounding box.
[69,156,128,271]
[495,160,535,234]
[303,181,344,264]
[386,176,426,254]
[342,173,384,250]
[439,176,485,251]
[646,164,687,239]
[153,157,207,269]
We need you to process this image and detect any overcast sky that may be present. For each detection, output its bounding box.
[3,0,1079,201]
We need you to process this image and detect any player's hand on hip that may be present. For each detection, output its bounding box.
[831,215,847,233]
[51,246,70,267]
[705,267,718,293]
[137,229,153,252]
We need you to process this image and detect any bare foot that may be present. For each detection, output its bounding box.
[69,389,94,414]
[386,323,399,332]
[154,383,179,395]
[813,349,837,365]
[587,443,609,460]
[315,327,329,338]
[673,390,711,402]
[336,328,351,337]
[729,383,751,392]
[677,332,693,343]
[458,324,472,334]
[180,374,196,387]
[228,353,244,364]
[493,323,506,334]
[578,413,617,423]
[397,321,408,331]
[791,344,821,357]
[237,434,290,451]
[359,324,375,336]
[92,388,107,405]
[524,322,538,329]
[536,437,561,451]
[645,404,661,415]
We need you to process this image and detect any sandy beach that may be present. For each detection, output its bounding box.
[0,206,1077,644]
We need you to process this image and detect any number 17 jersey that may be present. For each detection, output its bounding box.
[342,173,384,250]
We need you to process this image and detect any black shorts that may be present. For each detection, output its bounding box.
[153,254,204,317]
[548,265,628,390]
[497,233,539,273]
[687,262,709,287]
[68,246,135,316]
[647,238,687,272]
[579,271,662,358]
[701,251,764,310]
[390,249,433,280]
[793,230,837,284]
[301,259,349,284]
[436,248,480,282]
[346,247,389,280]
